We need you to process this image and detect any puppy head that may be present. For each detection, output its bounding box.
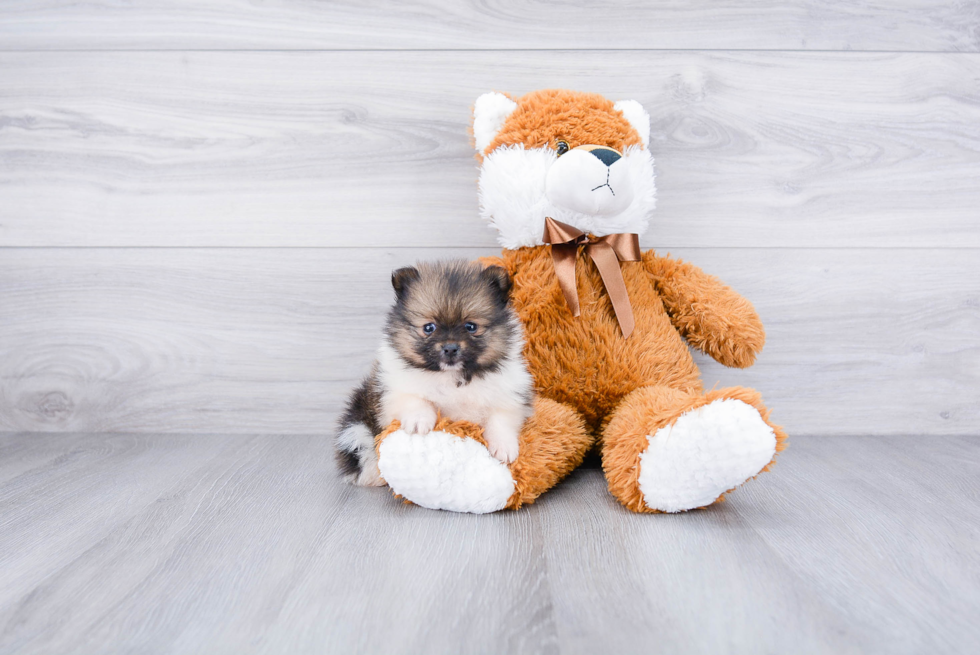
[473,89,656,249]
[387,260,516,381]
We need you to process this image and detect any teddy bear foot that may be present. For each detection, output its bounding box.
[636,399,776,512]
[602,386,787,513]
[378,428,516,514]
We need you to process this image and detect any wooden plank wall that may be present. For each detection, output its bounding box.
[1,2,978,436]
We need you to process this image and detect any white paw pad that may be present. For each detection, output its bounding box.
[378,430,516,514]
[637,399,777,513]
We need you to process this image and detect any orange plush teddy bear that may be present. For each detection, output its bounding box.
[376,89,786,514]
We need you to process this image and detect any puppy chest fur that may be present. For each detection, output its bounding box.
[377,342,532,427]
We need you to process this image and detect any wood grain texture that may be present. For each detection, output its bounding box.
[1,1,978,52]
[2,51,979,248]
[540,435,980,655]
[0,432,977,654]
[1,247,977,436]
[732,435,980,654]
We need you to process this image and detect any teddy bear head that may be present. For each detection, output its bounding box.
[472,89,656,250]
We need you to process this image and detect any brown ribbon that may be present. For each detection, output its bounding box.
[542,216,642,338]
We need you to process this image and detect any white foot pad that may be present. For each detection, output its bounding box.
[637,399,776,513]
[378,430,516,514]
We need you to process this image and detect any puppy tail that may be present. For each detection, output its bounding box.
[335,370,385,487]
[335,421,384,486]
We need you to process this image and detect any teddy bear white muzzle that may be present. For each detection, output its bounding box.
[545,146,635,218]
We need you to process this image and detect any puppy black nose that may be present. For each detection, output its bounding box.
[589,147,622,166]
[441,343,460,357]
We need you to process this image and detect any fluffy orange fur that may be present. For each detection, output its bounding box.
[480,89,643,158]
[643,252,765,369]
[378,88,785,512]
[504,396,592,509]
[478,245,782,511]
[485,248,708,431]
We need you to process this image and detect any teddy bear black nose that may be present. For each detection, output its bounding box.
[589,147,622,166]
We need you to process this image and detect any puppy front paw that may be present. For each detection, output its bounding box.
[399,406,437,435]
[484,426,519,464]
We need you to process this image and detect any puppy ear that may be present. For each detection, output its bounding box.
[480,265,512,304]
[391,266,421,299]
[473,92,518,154]
[613,99,650,148]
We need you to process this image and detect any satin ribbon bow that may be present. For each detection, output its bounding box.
[542,216,642,338]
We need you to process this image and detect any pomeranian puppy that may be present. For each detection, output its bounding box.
[335,260,534,486]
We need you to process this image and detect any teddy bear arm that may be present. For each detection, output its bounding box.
[374,397,591,513]
[641,251,765,368]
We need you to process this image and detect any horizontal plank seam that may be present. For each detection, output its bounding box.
[2,431,978,438]
[1,48,979,55]
[1,246,979,252]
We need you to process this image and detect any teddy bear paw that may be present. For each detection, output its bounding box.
[377,429,516,514]
[637,399,777,513]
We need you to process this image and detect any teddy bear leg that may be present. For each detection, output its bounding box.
[376,396,591,514]
[506,396,592,509]
[601,385,787,513]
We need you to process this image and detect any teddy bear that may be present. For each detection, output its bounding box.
[374,89,787,514]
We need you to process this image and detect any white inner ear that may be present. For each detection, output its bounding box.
[613,99,650,148]
[473,92,518,153]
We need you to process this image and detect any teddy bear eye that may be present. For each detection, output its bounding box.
[556,140,569,156]
[423,323,436,335]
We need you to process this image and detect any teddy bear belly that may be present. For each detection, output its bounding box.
[509,251,703,431]
[520,309,702,430]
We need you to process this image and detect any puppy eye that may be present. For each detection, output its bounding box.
[423,323,436,335]
[464,322,478,333]
[556,140,569,156]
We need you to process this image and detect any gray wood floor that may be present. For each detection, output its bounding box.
[1,432,977,655]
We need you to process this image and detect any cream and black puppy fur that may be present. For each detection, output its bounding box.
[335,260,534,486]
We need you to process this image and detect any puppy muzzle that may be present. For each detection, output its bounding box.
[439,342,462,367]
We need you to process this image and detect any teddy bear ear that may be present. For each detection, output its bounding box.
[473,92,518,153]
[613,99,651,148]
